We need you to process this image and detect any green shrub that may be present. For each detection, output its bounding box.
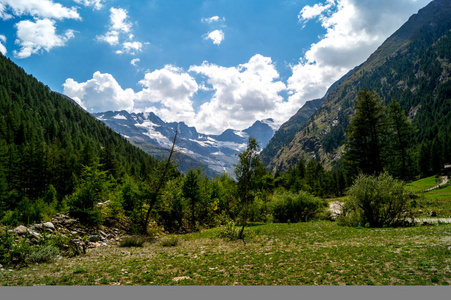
[160,237,179,247]
[27,245,61,264]
[270,190,327,223]
[119,236,146,247]
[338,172,413,227]
[217,219,241,240]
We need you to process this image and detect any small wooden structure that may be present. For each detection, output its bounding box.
[444,164,451,178]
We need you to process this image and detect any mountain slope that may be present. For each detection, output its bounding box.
[93,111,277,175]
[0,53,158,204]
[266,0,451,173]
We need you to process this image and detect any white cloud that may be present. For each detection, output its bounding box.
[109,7,131,33]
[73,0,103,11]
[135,65,198,123]
[189,54,286,134]
[13,18,75,59]
[97,7,143,55]
[288,0,431,109]
[201,16,225,23]
[204,29,224,45]
[130,58,140,66]
[122,41,142,54]
[0,35,6,54]
[0,3,13,20]
[63,66,199,124]
[0,0,80,20]
[63,71,135,112]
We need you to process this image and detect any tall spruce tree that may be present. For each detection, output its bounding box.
[344,90,387,176]
[386,100,415,180]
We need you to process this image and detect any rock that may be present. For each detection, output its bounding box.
[14,225,27,235]
[28,230,41,240]
[89,235,101,242]
[430,211,437,217]
[43,222,55,231]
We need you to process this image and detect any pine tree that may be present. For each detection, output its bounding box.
[344,90,387,175]
[182,168,201,230]
[386,100,415,179]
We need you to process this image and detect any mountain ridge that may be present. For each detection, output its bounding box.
[265,0,451,173]
[93,110,278,176]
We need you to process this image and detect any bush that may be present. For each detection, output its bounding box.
[337,172,413,227]
[217,219,241,241]
[27,245,61,264]
[270,190,327,223]
[119,236,147,247]
[160,237,179,247]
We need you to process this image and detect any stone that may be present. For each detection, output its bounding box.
[89,235,101,242]
[43,222,55,231]
[28,230,41,240]
[14,225,27,235]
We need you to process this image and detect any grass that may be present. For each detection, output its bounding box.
[1,221,450,286]
[406,175,440,191]
[412,185,451,217]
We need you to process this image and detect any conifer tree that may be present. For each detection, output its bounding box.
[345,90,387,176]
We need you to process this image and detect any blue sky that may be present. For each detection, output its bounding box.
[0,0,431,134]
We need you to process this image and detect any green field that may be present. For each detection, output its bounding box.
[405,176,440,191]
[413,185,451,217]
[1,221,450,286]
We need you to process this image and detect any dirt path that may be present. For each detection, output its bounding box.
[424,176,449,192]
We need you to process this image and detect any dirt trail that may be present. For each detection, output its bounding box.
[424,176,449,192]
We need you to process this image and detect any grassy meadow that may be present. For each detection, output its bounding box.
[1,221,450,286]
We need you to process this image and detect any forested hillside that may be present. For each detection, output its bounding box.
[266,0,451,176]
[0,53,162,224]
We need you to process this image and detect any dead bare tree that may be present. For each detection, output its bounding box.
[142,129,178,234]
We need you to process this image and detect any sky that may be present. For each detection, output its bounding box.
[0,0,432,134]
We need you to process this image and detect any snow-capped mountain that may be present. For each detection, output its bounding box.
[93,111,277,175]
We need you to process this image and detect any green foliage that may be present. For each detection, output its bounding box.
[270,190,327,223]
[345,90,387,175]
[182,168,201,229]
[119,236,147,247]
[160,237,179,247]
[27,245,61,264]
[338,172,413,227]
[68,166,109,225]
[217,219,242,241]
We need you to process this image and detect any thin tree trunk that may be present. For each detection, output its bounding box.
[142,130,178,234]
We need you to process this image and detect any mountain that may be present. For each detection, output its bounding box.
[260,98,323,166]
[265,0,451,173]
[93,111,277,175]
[0,53,159,206]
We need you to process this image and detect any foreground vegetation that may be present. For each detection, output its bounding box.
[1,221,450,286]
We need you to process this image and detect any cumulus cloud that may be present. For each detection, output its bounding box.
[63,66,199,124]
[189,54,286,134]
[0,3,13,20]
[63,71,135,112]
[201,16,225,23]
[287,0,431,109]
[73,0,104,11]
[0,35,6,54]
[13,18,75,59]
[97,7,143,54]
[130,58,140,66]
[122,41,142,54]
[0,0,80,20]
[135,65,198,123]
[204,29,224,45]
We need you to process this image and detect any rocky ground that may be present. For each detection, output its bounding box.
[5,213,126,256]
